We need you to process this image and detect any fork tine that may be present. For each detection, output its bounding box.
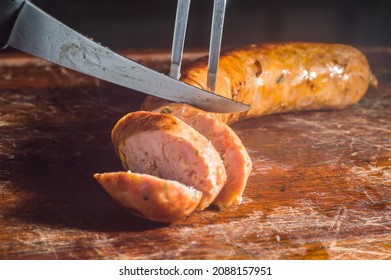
[207,0,227,92]
[170,0,191,80]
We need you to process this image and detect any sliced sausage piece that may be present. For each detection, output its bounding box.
[111,111,227,210]
[93,171,202,223]
[154,103,252,208]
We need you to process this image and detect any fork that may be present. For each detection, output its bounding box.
[169,0,227,92]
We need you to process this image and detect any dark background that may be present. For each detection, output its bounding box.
[24,0,391,50]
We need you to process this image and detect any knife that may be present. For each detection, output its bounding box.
[0,0,250,113]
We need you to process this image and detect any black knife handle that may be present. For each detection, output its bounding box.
[0,0,25,49]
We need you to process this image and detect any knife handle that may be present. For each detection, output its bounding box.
[0,0,25,49]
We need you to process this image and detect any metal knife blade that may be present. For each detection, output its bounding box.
[4,1,250,113]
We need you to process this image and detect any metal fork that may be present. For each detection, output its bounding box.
[169,0,227,92]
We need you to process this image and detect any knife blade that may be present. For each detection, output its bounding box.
[0,0,250,113]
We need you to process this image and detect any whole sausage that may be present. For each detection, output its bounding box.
[142,42,377,124]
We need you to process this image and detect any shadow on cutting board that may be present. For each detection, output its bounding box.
[0,80,169,232]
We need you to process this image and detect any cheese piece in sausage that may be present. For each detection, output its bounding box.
[93,171,202,223]
[111,111,227,210]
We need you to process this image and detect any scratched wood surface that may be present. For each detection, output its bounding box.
[0,47,390,260]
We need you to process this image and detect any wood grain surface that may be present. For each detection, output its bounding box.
[0,47,390,260]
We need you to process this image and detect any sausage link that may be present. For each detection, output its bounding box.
[97,42,377,222]
[142,42,377,124]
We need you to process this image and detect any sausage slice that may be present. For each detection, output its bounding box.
[93,171,202,223]
[111,111,227,210]
[154,103,252,208]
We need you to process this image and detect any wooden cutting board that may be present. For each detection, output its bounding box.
[0,47,390,260]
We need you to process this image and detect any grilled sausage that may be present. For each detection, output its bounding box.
[93,171,202,223]
[142,42,377,124]
[111,111,227,210]
[96,42,376,222]
[153,103,252,208]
